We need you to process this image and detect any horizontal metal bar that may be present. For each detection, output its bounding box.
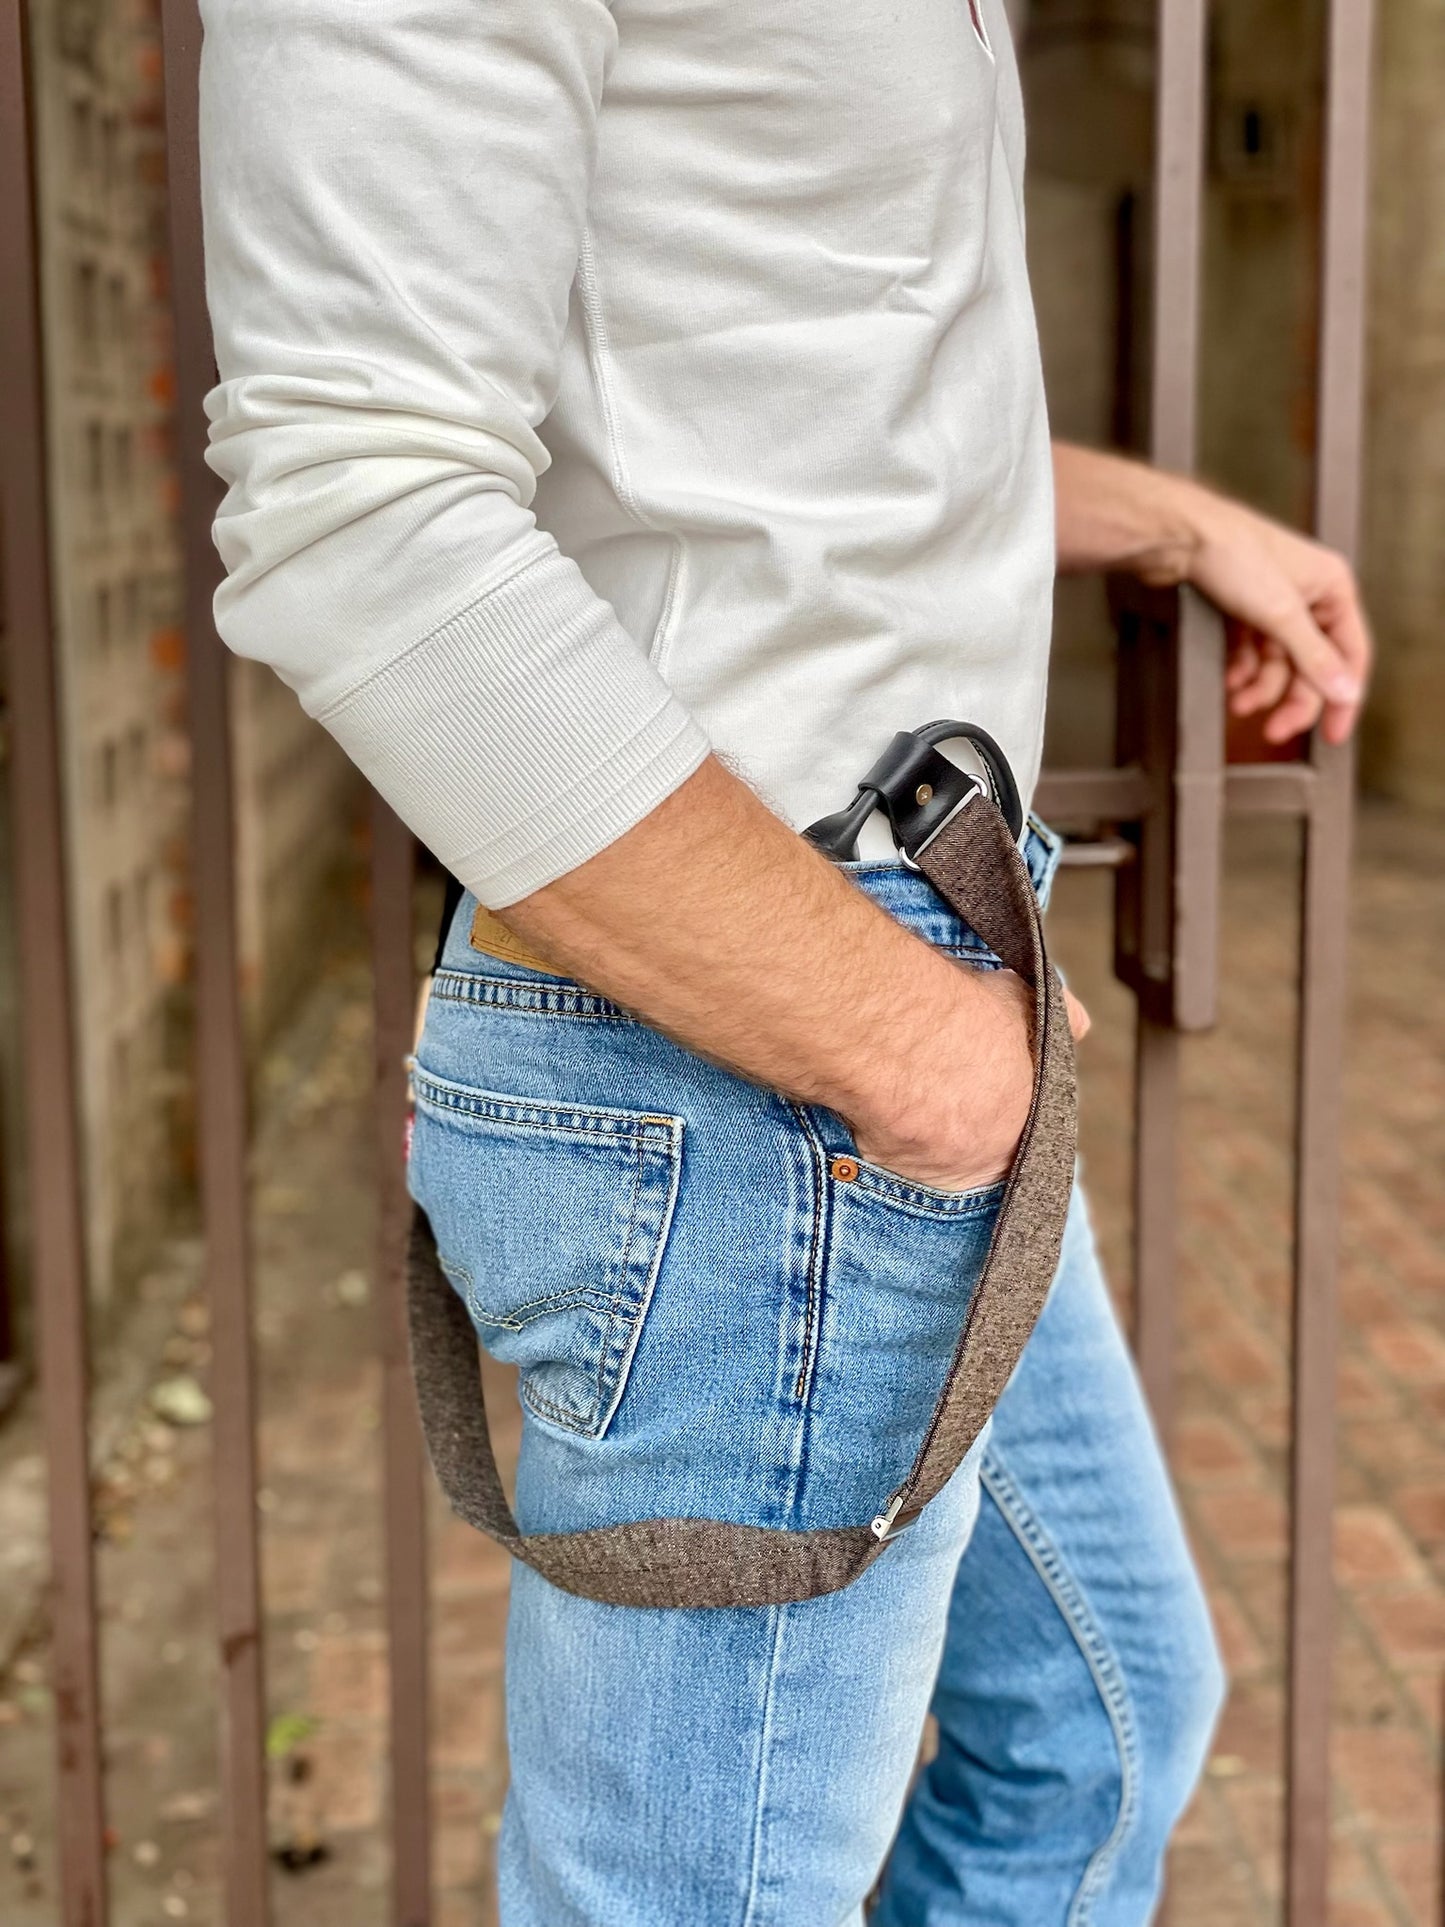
[1035,759,1315,836]
[1225,763,1317,815]
[1057,837,1136,869]
[1033,766,1154,825]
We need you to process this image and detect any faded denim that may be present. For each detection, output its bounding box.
[408,828,1224,1926]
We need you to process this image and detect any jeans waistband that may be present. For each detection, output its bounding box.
[444,814,1062,980]
[834,814,1061,957]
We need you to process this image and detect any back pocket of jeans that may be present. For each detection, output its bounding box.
[408,1066,684,1439]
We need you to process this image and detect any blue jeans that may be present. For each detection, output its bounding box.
[409,833,1225,1926]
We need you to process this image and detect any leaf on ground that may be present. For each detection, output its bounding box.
[151,1377,213,1427]
[265,1711,320,1761]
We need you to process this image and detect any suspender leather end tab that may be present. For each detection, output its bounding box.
[803,718,1025,864]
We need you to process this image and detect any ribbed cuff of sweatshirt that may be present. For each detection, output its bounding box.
[319,548,712,909]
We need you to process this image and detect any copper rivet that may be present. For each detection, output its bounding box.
[915,782,933,805]
[831,1155,859,1183]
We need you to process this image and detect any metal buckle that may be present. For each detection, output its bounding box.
[803,719,1023,864]
[897,778,984,871]
[870,1493,916,1542]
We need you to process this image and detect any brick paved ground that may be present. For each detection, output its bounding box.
[0,799,1439,1925]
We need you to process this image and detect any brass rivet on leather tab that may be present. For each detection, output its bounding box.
[915,782,933,805]
[830,1155,859,1183]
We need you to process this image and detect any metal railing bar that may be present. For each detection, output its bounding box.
[157,3,272,1918]
[1149,0,1208,475]
[1128,0,1210,1452]
[0,4,109,1918]
[370,796,432,1927]
[1033,766,1155,825]
[1036,759,1318,832]
[1285,0,1376,1914]
[1224,764,1318,814]
[1169,594,1226,1032]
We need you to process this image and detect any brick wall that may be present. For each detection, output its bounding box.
[21,0,360,1319]
[31,0,192,1309]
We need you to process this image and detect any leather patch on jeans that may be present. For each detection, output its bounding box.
[469,903,555,974]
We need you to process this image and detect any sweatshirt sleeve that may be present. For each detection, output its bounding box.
[196,0,710,908]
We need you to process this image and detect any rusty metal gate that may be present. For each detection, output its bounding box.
[0,0,1373,1919]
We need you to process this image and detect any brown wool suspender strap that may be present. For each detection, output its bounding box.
[406,784,1077,1608]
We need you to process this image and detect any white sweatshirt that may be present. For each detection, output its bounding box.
[197,0,1054,906]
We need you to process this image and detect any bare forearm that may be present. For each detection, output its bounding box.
[502,756,1034,1190]
[1052,439,1369,743]
[1052,440,1200,580]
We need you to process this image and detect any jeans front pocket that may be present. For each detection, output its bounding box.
[407,1065,684,1440]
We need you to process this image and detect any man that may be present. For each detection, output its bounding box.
[197,1,1370,1920]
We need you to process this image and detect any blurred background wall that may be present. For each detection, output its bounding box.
[1022,0,1445,809]
[0,0,358,1392]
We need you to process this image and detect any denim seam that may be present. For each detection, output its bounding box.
[787,1103,829,1407]
[843,1169,1006,1222]
[508,1136,637,1433]
[740,1604,789,1927]
[417,1100,664,1152]
[432,970,632,1021]
[981,1449,1140,1924]
[520,1132,672,1438]
[467,1282,619,1332]
[411,1074,676,1143]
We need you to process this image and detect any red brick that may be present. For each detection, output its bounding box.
[1375,1831,1444,1926]
[262,1532,331,1615]
[1367,1321,1445,1387]
[1335,1506,1429,1588]
[1345,1419,1437,1482]
[1331,1721,1437,1832]
[433,1661,504,1772]
[308,1630,388,1722]
[1196,1317,1279,1394]
[1400,1667,1444,1739]
[1233,1566,1289,1660]
[1208,1586,1267,1677]
[1236,1389,1291,1450]
[434,1519,511,1603]
[1327,1831,1375,1896]
[1195,1488,1289,1561]
[1219,1775,1284,1887]
[1170,1784,1214,1847]
[436,1818,485,1889]
[1395,1485,1445,1548]
[1337,1357,1398,1418]
[1212,1681,1284,1776]
[1356,1587,1445,1664]
[1329,1633,1401,1727]
[1342,1274,1407,1324]
[304,1728,381,1833]
[1174,1414,1258,1485]
[1328,1901,1398,1927]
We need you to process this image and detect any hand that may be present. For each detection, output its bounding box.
[1170,484,1373,747]
[1052,445,1373,748]
[852,970,1090,1194]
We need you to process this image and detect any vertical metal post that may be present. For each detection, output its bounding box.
[1285,0,1374,1916]
[157,4,273,1919]
[0,6,109,1921]
[371,796,432,1927]
[1133,0,1209,1430]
